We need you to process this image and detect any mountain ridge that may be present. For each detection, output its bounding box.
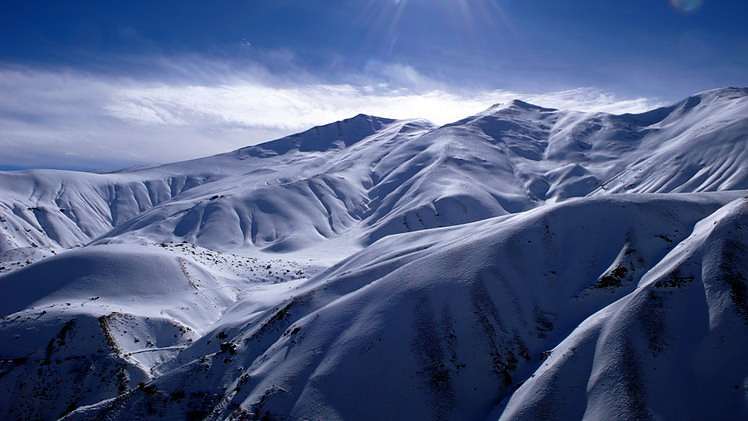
[1,87,746,254]
[0,87,747,420]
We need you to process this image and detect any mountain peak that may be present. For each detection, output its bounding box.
[347,113,392,123]
[507,99,557,112]
[2,88,748,420]
[625,86,748,126]
[480,99,557,115]
[239,114,395,157]
[695,86,748,99]
[684,87,748,108]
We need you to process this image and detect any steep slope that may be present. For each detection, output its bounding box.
[58,192,748,420]
[2,88,748,257]
[91,116,435,253]
[0,170,206,252]
[597,87,748,194]
[0,114,411,254]
[500,194,748,421]
[126,87,748,249]
[0,88,747,420]
[0,242,320,420]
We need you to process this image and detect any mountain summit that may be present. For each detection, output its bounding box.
[239,113,397,157]
[1,89,747,420]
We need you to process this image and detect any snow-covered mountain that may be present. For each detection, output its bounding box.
[1,87,747,420]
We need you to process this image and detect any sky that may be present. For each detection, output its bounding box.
[1,0,747,170]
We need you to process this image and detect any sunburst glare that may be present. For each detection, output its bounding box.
[670,0,703,13]
[346,0,515,82]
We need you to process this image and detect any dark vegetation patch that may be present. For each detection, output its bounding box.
[246,292,316,344]
[617,342,654,419]
[534,308,555,339]
[637,290,668,357]
[219,342,237,355]
[470,277,530,390]
[718,239,748,324]
[98,314,122,356]
[45,320,76,362]
[412,295,456,420]
[595,265,628,289]
[654,274,694,289]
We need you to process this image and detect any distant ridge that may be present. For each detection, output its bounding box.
[0,88,747,420]
[239,113,396,157]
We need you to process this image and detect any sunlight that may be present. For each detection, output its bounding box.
[670,0,703,13]
[347,0,515,80]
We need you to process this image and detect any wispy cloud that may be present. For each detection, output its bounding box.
[0,63,664,170]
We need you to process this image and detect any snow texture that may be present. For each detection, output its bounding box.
[0,87,747,420]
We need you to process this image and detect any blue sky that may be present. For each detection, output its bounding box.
[2,0,747,170]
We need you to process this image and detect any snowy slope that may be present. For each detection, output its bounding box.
[1,88,747,255]
[48,192,745,421]
[0,242,321,419]
[596,88,748,194]
[0,87,747,420]
[0,114,407,254]
[500,195,748,421]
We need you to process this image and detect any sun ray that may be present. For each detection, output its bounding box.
[670,0,703,13]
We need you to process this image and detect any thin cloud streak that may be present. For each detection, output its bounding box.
[0,65,663,170]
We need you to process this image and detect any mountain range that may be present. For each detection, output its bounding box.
[1,87,747,420]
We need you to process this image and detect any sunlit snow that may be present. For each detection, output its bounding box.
[0,87,747,420]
